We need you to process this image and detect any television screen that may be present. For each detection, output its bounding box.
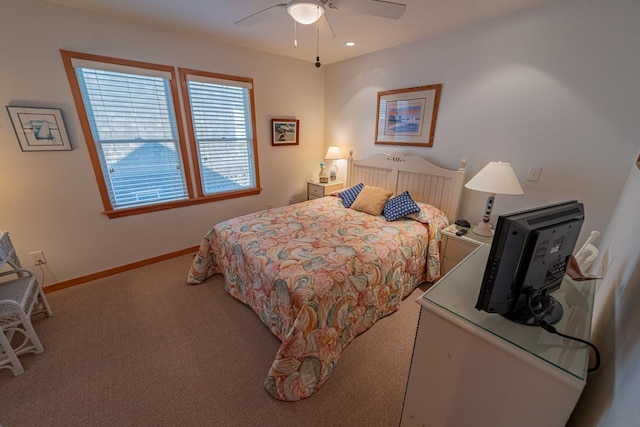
[475,201,585,325]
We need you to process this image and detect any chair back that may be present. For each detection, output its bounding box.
[1,231,22,271]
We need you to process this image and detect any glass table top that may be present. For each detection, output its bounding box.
[421,244,596,381]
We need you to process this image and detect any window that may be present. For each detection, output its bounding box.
[60,51,260,218]
[179,69,260,198]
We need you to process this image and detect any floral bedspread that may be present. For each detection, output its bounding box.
[187,196,448,401]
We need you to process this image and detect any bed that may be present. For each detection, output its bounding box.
[187,152,466,401]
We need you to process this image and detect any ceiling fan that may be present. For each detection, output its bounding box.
[235,0,407,26]
[234,0,408,66]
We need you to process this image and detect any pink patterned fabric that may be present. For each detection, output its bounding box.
[187,196,448,401]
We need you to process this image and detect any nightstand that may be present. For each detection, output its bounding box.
[307,180,344,200]
[440,225,493,276]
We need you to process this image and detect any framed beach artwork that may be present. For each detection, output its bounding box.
[271,119,299,146]
[374,84,442,148]
[7,106,72,151]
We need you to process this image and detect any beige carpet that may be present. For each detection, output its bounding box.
[0,254,423,426]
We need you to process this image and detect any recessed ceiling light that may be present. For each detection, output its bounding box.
[345,41,356,47]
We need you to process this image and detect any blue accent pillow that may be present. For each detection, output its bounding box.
[339,183,365,208]
[383,191,420,221]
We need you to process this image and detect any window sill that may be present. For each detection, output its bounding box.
[103,187,262,218]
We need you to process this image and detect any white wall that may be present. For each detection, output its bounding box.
[568,151,640,425]
[0,0,325,283]
[324,0,640,245]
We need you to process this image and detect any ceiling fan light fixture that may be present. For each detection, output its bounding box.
[287,1,325,25]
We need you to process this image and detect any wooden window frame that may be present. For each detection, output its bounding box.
[60,50,261,218]
[179,68,261,201]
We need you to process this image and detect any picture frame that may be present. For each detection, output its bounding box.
[374,84,442,148]
[6,106,72,151]
[271,119,299,146]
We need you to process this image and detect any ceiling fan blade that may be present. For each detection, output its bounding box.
[337,0,407,20]
[323,13,336,39]
[234,3,287,26]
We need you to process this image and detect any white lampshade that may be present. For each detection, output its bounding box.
[287,1,324,25]
[464,161,524,195]
[465,161,523,236]
[324,146,343,160]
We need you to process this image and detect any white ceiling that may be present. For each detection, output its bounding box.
[47,0,558,65]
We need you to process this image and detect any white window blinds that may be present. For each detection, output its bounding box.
[75,66,189,209]
[61,50,262,216]
[184,75,257,195]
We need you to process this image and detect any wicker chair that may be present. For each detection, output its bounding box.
[0,268,52,375]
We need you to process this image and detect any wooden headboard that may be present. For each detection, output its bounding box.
[346,152,467,222]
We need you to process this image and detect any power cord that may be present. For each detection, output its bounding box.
[38,263,46,287]
[527,295,601,373]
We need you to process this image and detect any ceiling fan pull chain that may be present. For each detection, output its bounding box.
[315,11,321,68]
[293,20,298,48]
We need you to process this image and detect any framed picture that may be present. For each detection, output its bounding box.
[374,84,442,148]
[6,106,72,151]
[272,119,299,146]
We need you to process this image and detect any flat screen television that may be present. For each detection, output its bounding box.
[475,200,585,325]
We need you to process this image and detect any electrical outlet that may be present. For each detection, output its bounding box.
[267,203,274,209]
[29,250,47,266]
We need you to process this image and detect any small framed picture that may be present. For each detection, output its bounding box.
[272,119,299,146]
[6,106,72,151]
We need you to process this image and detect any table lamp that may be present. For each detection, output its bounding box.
[324,146,343,181]
[464,161,524,236]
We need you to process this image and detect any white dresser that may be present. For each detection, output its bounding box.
[401,244,595,427]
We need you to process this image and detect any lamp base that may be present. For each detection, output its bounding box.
[329,163,338,181]
[472,221,494,237]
